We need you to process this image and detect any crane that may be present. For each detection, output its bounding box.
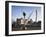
[25,10,34,25]
[25,9,37,25]
[35,10,37,22]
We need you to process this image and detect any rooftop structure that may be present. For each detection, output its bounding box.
[16,18,33,25]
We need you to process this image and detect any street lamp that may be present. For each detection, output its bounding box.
[23,12,26,30]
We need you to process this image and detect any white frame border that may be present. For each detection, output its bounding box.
[9,2,44,35]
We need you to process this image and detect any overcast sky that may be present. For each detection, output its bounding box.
[12,6,41,22]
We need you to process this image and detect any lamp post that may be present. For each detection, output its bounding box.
[23,12,26,30]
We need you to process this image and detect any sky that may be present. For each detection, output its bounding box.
[12,6,41,22]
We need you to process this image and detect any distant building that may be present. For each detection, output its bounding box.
[21,18,27,25]
[21,18,24,24]
[16,18,33,25]
[16,18,21,25]
[27,19,33,25]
